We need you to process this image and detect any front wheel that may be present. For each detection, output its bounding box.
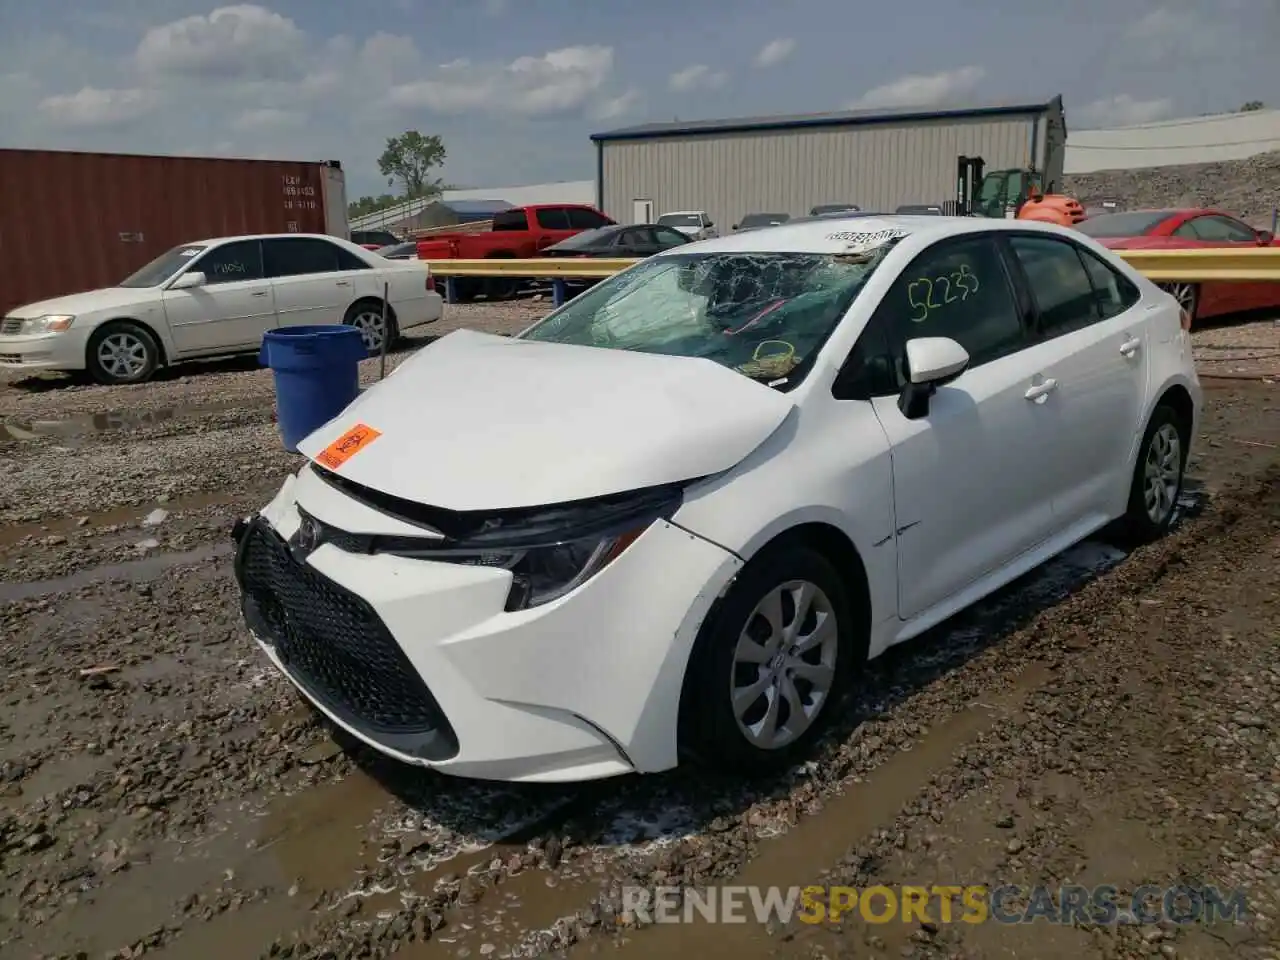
[86,321,161,385]
[1123,404,1189,543]
[681,544,857,775]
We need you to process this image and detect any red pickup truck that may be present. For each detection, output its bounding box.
[417,203,615,299]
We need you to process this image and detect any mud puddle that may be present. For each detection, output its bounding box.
[395,666,1054,959]
[0,543,233,601]
[0,399,259,443]
[587,670,1053,959]
[149,759,583,959]
[0,488,263,547]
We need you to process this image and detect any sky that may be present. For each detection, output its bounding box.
[0,0,1274,199]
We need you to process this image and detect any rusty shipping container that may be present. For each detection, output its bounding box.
[0,148,348,314]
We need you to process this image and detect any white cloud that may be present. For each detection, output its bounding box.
[1127,7,1237,58]
[1073,94,1175,128]
[388,45,616,116]
[847,66,985,110]
[39,86,160,127]
[590,88,643,121]
[668,64,728,93]
[754,38,795,68]
[231,107,305,131]
[135,4,305,80]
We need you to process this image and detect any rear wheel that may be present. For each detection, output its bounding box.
[86,321,161,385]
[484,252,519,300]
[344,300,399,353]
[1122,403,1189,543]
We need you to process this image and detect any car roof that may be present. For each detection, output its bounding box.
[656,214,1079,255]
[659,210,705,216]
[184,232,361,246]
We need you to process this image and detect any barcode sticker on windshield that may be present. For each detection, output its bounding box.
[824,228,910,253]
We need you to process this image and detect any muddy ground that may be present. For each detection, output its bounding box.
[0,307,1277,960]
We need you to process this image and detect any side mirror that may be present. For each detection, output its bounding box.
[169,271,206,290]
[1257,230,1273,245]
[898,337,970,419]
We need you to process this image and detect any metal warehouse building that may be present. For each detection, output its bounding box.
[591,96,1066,229]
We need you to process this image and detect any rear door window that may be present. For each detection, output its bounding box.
[264,238,342,277]
[1078,248,1140,319]
[1007,235,1100,337]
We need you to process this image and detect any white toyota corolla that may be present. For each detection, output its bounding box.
[232,215,1201,783]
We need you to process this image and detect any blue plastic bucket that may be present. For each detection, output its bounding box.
[260,325,368,452]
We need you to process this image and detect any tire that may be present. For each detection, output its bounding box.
[86,320,161,385]
[344,300,399,354]
[484,252,518,300]
[1159,282,1199,327]
[681,543,859,776]
[1122,404,1190,544]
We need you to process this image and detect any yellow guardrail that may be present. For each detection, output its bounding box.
[426,258,637,279]
[1111,247,1280,282]
[425,248,1280,284]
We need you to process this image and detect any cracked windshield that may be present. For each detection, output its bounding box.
[520,249,892,386]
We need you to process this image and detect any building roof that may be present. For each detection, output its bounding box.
[591,96,1063,142]
[443,199,514,215]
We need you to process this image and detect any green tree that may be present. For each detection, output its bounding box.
[1240,100,1265,111]
[378,130,447,199]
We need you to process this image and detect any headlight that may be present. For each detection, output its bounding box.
[21,315,75,333]
[377,483,684,611]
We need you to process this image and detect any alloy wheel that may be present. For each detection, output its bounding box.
[1161,282,1196,315]
[1143,422,1182,524]
[96,332,149,381]
[350,311,385,352]
[730,580,839,750]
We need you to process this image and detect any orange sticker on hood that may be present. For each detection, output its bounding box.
[315,423,382,470]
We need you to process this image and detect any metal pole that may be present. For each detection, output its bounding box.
[379,281,389,380]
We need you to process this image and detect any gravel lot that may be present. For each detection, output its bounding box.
[1,305,1278,960]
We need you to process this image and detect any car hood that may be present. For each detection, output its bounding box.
[7,287,153,319]
[296,329,795,512]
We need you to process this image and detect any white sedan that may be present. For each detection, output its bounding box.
[0,233,443,385]
[232,215,1200,783]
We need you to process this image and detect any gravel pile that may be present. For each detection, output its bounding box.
[1064,150,1280,226]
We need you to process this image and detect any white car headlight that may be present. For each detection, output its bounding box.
[370,482,685,610]
[21,315,75,334]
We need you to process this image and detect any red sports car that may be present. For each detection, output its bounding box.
[1074,208,1278,323]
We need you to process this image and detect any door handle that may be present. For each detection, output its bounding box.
[335,280,351,287]
[250,291,269,297]
[1024,378,1058,402]
[1120,337,1141,356]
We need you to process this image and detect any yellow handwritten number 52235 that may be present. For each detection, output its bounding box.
[907,264,980,322]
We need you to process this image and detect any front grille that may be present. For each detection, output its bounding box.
[234,517,458,759]
[0,318,22,335]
